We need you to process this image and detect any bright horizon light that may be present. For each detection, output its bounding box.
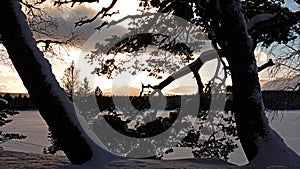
[0,0,283,94]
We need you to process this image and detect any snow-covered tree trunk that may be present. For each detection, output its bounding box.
[217,0,300,167]
[0,0,116,165]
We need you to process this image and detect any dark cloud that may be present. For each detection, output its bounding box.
[55,5,101,38]
[36,4,128,50]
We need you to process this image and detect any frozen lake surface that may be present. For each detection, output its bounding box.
[1,110,300,166]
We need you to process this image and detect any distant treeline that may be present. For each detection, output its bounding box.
[1,91,300,111]
[0,93,36,110]
[262,91,300,110]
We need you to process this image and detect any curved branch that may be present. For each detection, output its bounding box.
[153,50,218,90]
[246,13,277,31]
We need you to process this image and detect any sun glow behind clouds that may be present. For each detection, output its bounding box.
[0,66,27,93]
[2,0,274,94]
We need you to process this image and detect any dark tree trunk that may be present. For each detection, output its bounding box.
[217,0,300,166]
[0,0,96,164]
[218,0,266,160]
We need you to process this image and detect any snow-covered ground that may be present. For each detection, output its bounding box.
[1,110,300,167]
[1,111,51,154]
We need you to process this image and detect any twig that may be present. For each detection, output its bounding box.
[74,0,118,27]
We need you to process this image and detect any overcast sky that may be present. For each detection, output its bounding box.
[0,0,297,94]
[0,1,139,93]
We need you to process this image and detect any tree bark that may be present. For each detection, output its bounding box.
[0,0,99,164]
[217,0,300,166]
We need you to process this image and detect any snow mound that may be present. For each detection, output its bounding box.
[247,130,300,168]
[60,158,238,169]
[0,150,238,169]
[0,151,69,169]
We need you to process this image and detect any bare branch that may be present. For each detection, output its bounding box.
[37,39,65,50]
[19,0,46,10]
[19,0,59,39]
[54,0,99,7]
[279,62,300,72]
[36,31,83,51]
[95,13,155,30]
[258,59,275,72]
[74,0,118,27]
